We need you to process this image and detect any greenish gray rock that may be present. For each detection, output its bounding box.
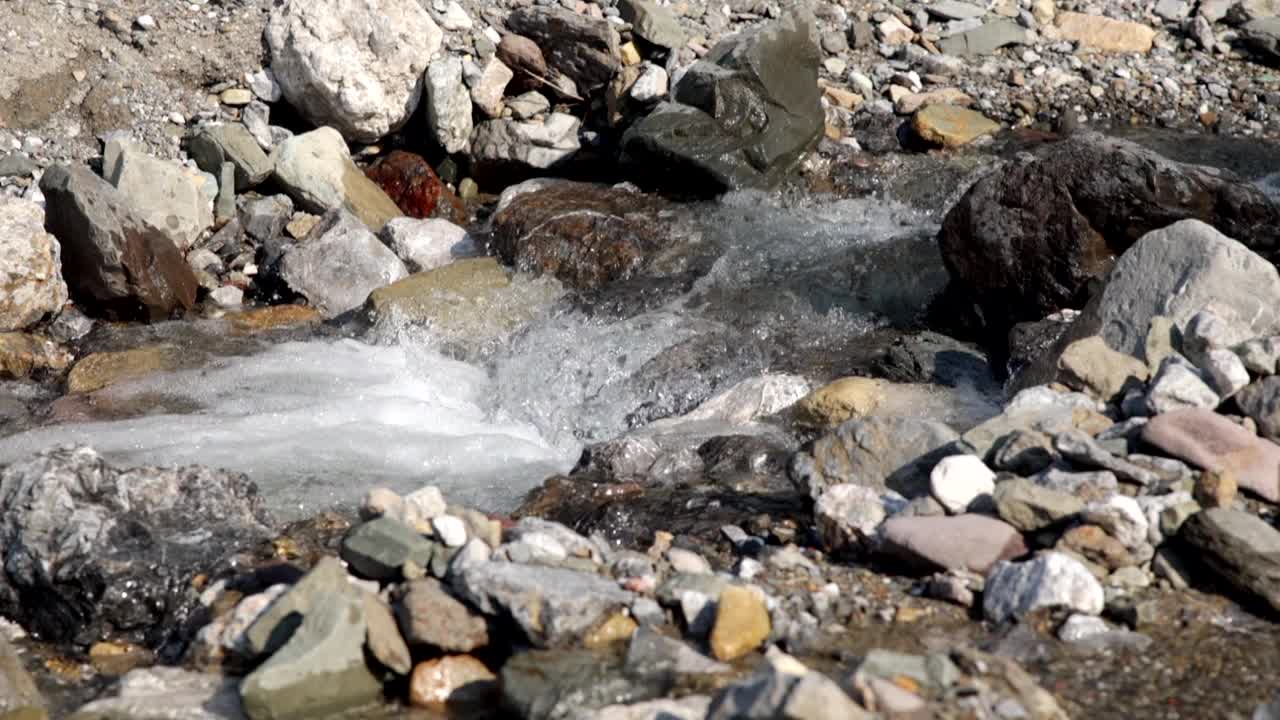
[790,416,959,499]
[452,562,634,647]
[993,478,1084,532]
[243,556,354,658]
[269,127,403,233]
[624,626,731,676]
[340,516,435,581]
[1179,508,1280,612]
[857,649,960,690]
[0,635,46,720]
[69,668,242,720]
[104,141,215,251]
[618,0,685,48]
[189,124,274,191]
[240,592,382,720]
[622,12,823,194]
[936,19,1028,55]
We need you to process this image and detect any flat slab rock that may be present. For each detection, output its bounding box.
[879,514,1027,575]
[1142,408,1280,502]
[1178,508,1280,613]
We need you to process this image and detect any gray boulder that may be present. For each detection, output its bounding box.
[41,165,198,321]
[423,56,473,154]
[1179,508,1280,612]
[506,7,620,92]
[104,142,216,252]
[0,446,271,649]
[789,416,960,499]
[276,209,408,318]
[618,0,685,48]
[622,12,824,194]
[270,127,404,233]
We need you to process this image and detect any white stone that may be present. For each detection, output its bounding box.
[440,0,473,30]
[265,0,443,142]
[1145,356,1220,415]
[929,454,996,514]
[0,196,68,332]
[209,285,244,307]
[404,485,447,523]
[878,16,914,44]
[135,14,156,30]
[1082,495,1149,551]
[679,590,714,637]
[470,57,514,119]
[470,113,581,169]
[246,68,282,103]
[219,584,289,653]
[1200,348,1250,398]
[432,515,468,547]
[631,63,669,102]
[1057,613,1110,643]
[667,548,712,574]
[379,217,475,272]
[424,56,473,154]
[815,483,888,545]
[983,552,1105,623]
[665,373,810,426]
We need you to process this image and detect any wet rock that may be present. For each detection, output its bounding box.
[938,133,1280,345]
[878,514,1027,574]
[622,12,823,194]
[1179,508,1280,612]
[666,374,809,426]
[0,635,46,719]
[0,447,270,649]
[240,591,382,720]
[1057,336,1149,400]
[270,127,404,233]
[792,416,959,499]
[0,332,72,379]
[911,105,1000,148]
[189,124,273,192]
[0,197,67,332]
[503,648,663,720]
[709,585,770,661]
[423,57,472,155]
[66,345,184,394]
[706,657,868,720]
[104,144,215,252]
[930,454,996,513]
[451,563,633,647]
[489,181,674,290]
[396,577,489,652]
[983,552,1106,622]
[1142,409,1280,502]
[409,655,497,707]
[277,208,408,318]
[41,165,198,321]
[265,0,441,142]
[68,667,243,720]
[471,114,581,174]
[506,8,620,93]
[1054,12,1156,53]
[595,697,712,720]
[993,478,1083,532]
[792,377,890,429]
[365,151,464,224]
[340,516,435,581]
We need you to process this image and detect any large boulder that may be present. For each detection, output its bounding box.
[277,209,409,318]
[505,8,620,93]
[938,132,1280,342]
[40,165,198,321]
[270,127,404,233]
[265,0,442,142]
[0,446,271,649]
[488,181,676,290]
[0,196,68,332]
[621,12,824,194]
[104,142,216,252]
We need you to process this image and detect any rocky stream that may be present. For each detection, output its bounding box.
[4,0,1280,718]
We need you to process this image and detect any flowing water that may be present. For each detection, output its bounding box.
[0,190,999,517]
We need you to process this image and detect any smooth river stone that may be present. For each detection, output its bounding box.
[878,514,1028,574]
[1142,409,1280,502]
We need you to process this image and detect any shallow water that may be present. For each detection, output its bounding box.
[0,191,994,517]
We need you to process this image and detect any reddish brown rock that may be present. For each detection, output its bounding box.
[498,34,550,94]
[365,151,465,224]
[1142,408,1280,503]
[489,181,679,290]
[877,514,1028,574]
[408,655,498,707]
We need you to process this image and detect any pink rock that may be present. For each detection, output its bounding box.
[878,514,1028,574]
[1142,409,1280,503]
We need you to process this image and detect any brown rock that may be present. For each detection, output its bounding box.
[709,585,770,661]
[498,33,551,94]
[67,345,184,394]
[1143,409,1280,503]
[489,181,677,290]
[0,333,72,379]
[1055,12,1155,53]
[226,304,323,334]
[396,578,490,653]
[408,655,498,707]
[365,150,465,224]
[1057,524,1135,571]
[911,104,1000,148]
[895,87,973,115]
[1194,469,1239,509]
[40,164,198,321]
[878,514,1028,574]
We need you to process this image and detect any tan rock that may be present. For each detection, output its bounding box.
[709,585,770,662]
[1055,12,1155,53]
[67,345,184,394]
[408,655,497,707]
[878,16,914,44]
[794,377,889,428]
[895,87,973,115]
[620,41,642,66]
[227,304,323,334]
[1057,336,1149,400]
[0,333,72,379]
[1144,316,1178,372]
[912,104,999,148]
[584,612,639,649]
[824,86,864,110]
[1194,468,1238,509]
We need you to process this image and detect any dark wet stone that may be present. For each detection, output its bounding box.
[938,131,1280,344]
[40,164,198,321]
[0,447,271,653]
[364,150,465,224]
[239,195,294,244]
[505,8,620,93]
[340,517,436,581]
[621,12,823,194]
